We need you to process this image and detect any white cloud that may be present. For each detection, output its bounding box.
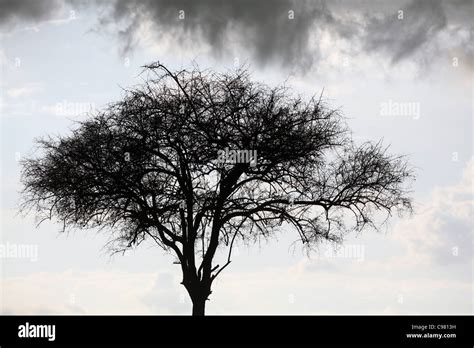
[391,157,473,266]
[1,270,158,314]
[208,262,471,314]
[141,273,190,314]
[0,48,7,66]
[6,83,43,98]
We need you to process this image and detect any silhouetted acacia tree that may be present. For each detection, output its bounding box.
[21,62,413,315]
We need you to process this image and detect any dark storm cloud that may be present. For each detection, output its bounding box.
[105,0,339,71]
[0,0,471,71]
[363,0,470,64]
[364,0,447,63]
[0,0,62,26]
[102,0,472,70]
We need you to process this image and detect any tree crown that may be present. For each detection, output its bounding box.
[21,62,413,282]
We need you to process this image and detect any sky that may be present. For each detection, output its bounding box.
[0,0,472,314]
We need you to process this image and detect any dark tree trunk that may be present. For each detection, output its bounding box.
[192,297,206,316]
[185,279,211,316]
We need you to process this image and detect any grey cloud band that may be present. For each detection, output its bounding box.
[1,0,472,71]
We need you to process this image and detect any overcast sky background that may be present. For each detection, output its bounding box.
[0,0,472,314]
